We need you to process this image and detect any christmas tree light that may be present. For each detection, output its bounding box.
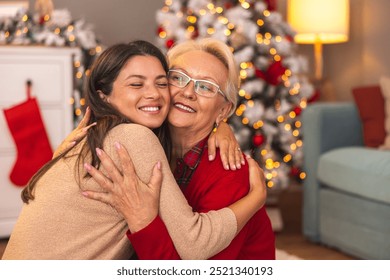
[156,0,316,189]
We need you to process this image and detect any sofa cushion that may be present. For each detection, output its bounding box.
[317,147,390,204]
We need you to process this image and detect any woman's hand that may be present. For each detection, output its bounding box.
[52,107,96,158]
[82,142,163,233]
[208,122,245,170]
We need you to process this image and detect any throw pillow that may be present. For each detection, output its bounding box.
[352,85,386,148]
[379,76,390,149]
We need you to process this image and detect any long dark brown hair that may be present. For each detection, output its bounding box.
[22,41,171,203]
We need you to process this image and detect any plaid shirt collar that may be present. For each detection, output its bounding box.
[173,136,208,189]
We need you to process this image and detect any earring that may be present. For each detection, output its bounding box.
[213,122,218,133]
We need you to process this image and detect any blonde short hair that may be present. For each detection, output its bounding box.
[167,38,239,117]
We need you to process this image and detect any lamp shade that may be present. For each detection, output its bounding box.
[287,0,349,44]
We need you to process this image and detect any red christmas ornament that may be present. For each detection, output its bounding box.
[285,35,294,42]
[191,28,199,39]
[157,26,165,35]
[293,106,302,116]
[39,16,45,25]
[224,2,233,9]
[265,0,277,11]
[166,39,175,49]
[290,166,300,177]
[255,60,286,86]
[252,133,265,147]
[308,89,321,103]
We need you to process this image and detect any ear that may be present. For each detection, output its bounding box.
[98,90,110,103]
[215,102,232,125]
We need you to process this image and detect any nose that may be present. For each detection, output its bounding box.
[181,80,197,100]
[144,85,161,99]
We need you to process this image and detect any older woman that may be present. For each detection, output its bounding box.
[84,38,275,259]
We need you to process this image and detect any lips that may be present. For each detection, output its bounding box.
[174,102,196,113]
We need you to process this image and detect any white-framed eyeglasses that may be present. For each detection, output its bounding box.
[168,69,226,98]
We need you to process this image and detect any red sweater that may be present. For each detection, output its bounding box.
[128,147,275,259]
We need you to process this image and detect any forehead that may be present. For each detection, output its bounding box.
[170,50,228,83]
[121,55,166,76]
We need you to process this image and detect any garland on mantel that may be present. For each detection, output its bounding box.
[0,7,103,126]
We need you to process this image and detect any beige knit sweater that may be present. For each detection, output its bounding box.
[2,124,236,260]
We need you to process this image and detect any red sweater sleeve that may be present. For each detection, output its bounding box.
[127,216,180,259]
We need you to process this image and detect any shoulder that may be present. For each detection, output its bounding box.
[196,148,249,196]
[103,123,162,156]
[200,148,249,180]
[105,123,159,145]
[109,123,156,138]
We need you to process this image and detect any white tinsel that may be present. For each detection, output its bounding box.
[50,9,72,28]
[234,46,255,63]
[188,0,209,11]
[73,19,97,49]
[225,6,252,22]
[241,80,266,96]
[243,100,265,125]
[34,29,65,46]
[254,1,268,13]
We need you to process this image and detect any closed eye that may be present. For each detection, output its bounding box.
[156,82,168,88]
[129,83,143,88]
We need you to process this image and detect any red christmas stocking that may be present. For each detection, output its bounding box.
[3,81,53,187]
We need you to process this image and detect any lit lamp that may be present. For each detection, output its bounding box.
[287,0,350,82]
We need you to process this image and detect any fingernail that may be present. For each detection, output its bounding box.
[242,160,246,165]
[70,141,76,146]
[231,165,236,171]
[237,163,241,169]
[84,163,92,171]
[225,164,230,170]
[86,106,90,112]
[96,148,102,156]
[156,161,161,170]
[208,155,214,161]
[81,191,89,197]
[115,142,121,150]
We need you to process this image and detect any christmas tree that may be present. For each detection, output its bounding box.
[156,0,316,189]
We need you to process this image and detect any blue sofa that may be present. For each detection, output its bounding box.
[301,102,390,259]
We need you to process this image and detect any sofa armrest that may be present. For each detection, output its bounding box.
[301,102,363,241]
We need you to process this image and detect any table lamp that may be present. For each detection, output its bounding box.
[287,0,350,81]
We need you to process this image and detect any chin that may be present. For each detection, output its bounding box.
[142,121,164,129]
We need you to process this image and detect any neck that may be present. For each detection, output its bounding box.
[169,126,210,160]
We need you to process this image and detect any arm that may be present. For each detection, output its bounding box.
[208,121,245,170]
[188,153,258,259]
[53,107,96,158]
[84,123,236,259]
[229,156,266,232]
[85,139,265,259]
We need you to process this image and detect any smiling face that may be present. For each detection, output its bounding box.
[105,55,170,129]
[167,50,232,139]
